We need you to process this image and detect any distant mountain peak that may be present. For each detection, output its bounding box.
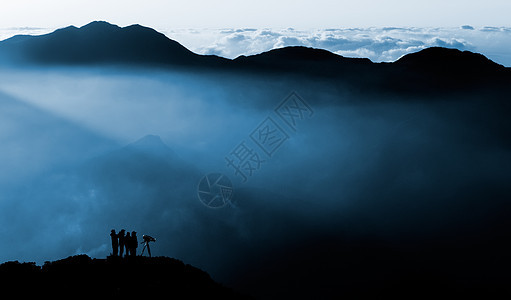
[0,20,198,66]
[396,47,504,70]
[81,20,119,29]
[120,135,181,164]
[78,21,159,36]
[128,134,171,151]
[0,22,508,93]
[131,134,166,147]
[237,46,339,60]
[56,25,78,31]
[236,46,371,64]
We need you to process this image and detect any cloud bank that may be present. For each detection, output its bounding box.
[0,43,509,298]
[164,26,511,66]
[2,25,510,66]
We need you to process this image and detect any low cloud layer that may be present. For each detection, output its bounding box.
[0,59,509,298]
[2,25,510,66]
[164,26,511,66]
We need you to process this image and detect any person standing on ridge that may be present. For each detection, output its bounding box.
[118,229,126,257]
[125,231,131,257]
[110,229,118,256]
[131,231,138,256]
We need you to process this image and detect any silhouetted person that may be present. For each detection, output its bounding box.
[125,232,131,257]
[110,229,118,256]
[118,229,126,257]
[131,231,138,257]
[140,235,156,257]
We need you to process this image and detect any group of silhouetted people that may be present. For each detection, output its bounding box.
[110,229,137,257]
[110,229,156,257]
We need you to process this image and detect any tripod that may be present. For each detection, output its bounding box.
[140,241,152,257]
[140,235,156,257]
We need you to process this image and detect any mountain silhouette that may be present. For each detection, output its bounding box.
[0,21,509,94]
[384,47,510,92]
[0,21,509,92]
[0,21,509,300]
[84,134,198,197]
[89,134,194,177]
[0,21,227,68]
[124,134,178,160]
[232,46,375,79]
[0,255,251,298]
[395,46,504,71]
[234,46,372,68]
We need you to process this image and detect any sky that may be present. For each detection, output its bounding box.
[0,0,510,29]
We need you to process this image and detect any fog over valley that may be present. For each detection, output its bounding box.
[0,62,509,298]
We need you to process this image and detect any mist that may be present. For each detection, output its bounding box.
[0,65,509,298]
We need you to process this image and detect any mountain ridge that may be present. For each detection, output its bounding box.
[0,21,509,94]
[0,21,505,69]
[0,21,227,67]
[0,254,251,298]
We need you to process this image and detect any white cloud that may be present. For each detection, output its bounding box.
[2,25,510,67]
[0,27,54,42]
[164,26,511,67]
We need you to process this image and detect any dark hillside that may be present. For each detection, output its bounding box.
[0,255,251,298]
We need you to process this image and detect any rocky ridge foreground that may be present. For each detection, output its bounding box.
[0,254,251,298]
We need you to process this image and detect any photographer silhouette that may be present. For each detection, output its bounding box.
[140,235,156,257]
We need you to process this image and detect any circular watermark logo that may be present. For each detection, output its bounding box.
[197,173,234,208]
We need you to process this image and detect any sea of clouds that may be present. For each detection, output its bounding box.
[2,25,510,66]
[164,26,511,66]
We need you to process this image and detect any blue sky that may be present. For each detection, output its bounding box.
[0,1,510,65]
[1,0,510,28]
